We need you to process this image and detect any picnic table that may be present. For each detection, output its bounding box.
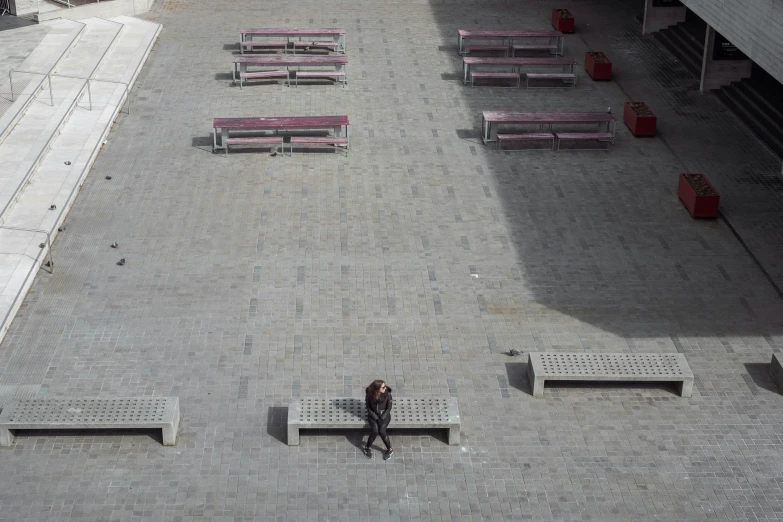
[462,56,576,85]
[458,29,564,56]
[239,28,346,54]
[481,111,616,144]
[232,55,349,87]
[212,116,350,153]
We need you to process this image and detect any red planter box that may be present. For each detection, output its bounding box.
[678,173,720,218]
[551,9,574,33]
[585,52,612,80]
[624,101,657,136]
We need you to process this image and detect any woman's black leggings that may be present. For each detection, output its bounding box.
[366,415,391,450]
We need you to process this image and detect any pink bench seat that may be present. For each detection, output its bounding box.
[470,72,520,88]
[224,136,284,156]
[464,44,509,56]
[555,132,614,151]
[288,136,349,155]
[239,69,289,88]
[511,44,558,56]
[240,40,289,51]
[294,71,347,86]
[497,133,555,150]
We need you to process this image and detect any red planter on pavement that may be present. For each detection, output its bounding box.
[678,173,720,218]
[624,101,657,136]
[551,9,574,33]
[585,52,612,80]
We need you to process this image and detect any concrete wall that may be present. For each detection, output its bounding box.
[682,0,783,85]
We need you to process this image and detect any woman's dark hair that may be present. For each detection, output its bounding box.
[366,379,392,400]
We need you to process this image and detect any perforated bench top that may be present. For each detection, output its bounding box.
[288,397,459,428]
[0,397,179,429]
[529,353,692,380]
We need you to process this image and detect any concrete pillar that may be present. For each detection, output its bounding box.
[700,26,752,92]
[642,0,687,35]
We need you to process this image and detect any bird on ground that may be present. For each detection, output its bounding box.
[117,258,126,266]
[111,242,118,248]
[506,349,522,356]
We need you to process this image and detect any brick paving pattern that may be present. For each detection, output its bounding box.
[1,0,783,520]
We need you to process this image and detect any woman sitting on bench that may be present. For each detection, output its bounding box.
[363,380,394,460]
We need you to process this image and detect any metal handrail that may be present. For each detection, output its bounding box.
[11,71,131,114]
[0,19,85,143]
[88,17,123,78]
[9,70,54,105]
[0,226,53,339]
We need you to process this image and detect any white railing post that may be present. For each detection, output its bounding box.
[8,71,13,101]
[47,73,53,107]
[86,80,92,110]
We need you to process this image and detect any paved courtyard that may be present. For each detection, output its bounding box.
[2,0,783,520]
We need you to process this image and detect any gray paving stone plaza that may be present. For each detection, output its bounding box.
[2,0,783,519]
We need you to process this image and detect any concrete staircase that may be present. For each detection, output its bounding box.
[0,15,161,344]
[652,22,704,78]
[716,81,783,159]
[653,22,783,159]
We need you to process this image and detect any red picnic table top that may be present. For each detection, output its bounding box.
[482,111,615,123]
[240,28,345,36]
[213,116,349,129]
[458,29,562,37]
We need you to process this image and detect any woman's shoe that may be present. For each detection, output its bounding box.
[362,446,373,459]
[383,449,393,461]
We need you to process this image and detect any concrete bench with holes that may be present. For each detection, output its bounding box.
[239,69,289,89]
[288,136,349,155]
[470,71,520,88]
[525,72,576,88]
[527,353,694,397]
[225,136,284,156]
[287,397,460,446]
[497,132,556,150]
[463,44,509,56]
[555,132,614,150]
[0,397,180,446]
[293,71,347,87]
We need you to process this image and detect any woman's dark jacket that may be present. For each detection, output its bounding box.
[365,389,393,421]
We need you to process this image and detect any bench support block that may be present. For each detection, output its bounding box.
[0,427,13,447]
[162,406,181,445]
[288,425,300,446]
[447,427,460,445]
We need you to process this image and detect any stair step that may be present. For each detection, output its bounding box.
[54,18,124,79]
[727,85,783,136]
[653,29,702,78]
[657,26,703,77]
[0,19,86,145]
[716,88,783,159]
[736,82,783,125]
